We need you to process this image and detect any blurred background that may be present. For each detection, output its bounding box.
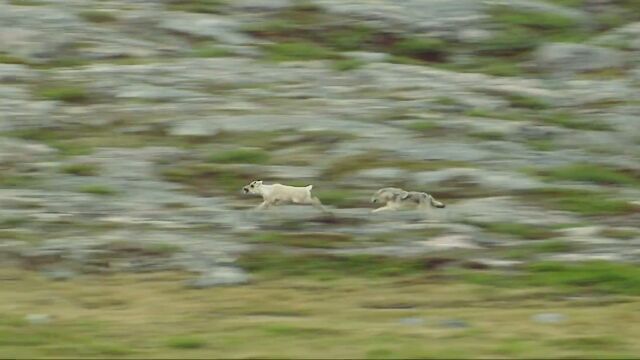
[1,0,640,358]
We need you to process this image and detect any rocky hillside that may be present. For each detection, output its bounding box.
[1,0,640,286]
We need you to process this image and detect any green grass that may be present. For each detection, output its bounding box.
[239,252,425,279]
[61,163,100,176]
[192,45,233,58]
[538,164,640,187]
[476,28,541,56]
[599,228,639,240]
[0,53,27,65]
[79,10,117,23]
[35,85,91,103]
[469,131,506,141]
[326,26,375,51]
[166,0,224,13]
[463,108,522,121]
[526,139,556,151]
[2,266,640,358]
[251,232,355,249]
[524,188,639,216]
[503,240,575,260]
[264,42,338,62]
[0,174,40,188]
[460,261,640,295]
[406,121,442,133]
[207,148,270,164]
[506,94,550,110]
[490,6,581,32]
[166,336,207,349]
[162,163,255,195]
[392,37,447,62]
[478,222,558,240]
[332,59,365,71]
[322,153,470,179]
[314,189,362,208]
[79,185,117,196]
[539,112,612,131]
[6,126,191,157]
[8,0,44,5]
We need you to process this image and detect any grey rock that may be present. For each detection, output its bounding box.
[420,235,482,250]
[399,317,424,326]
[41,268,76,281]
[185,267,250,288]
[412,168,544,191]
[592,22,640,51]
[439,319,469,329]
[25,314,52,325]
[534,43,625,73]
[343,51,389,63]
[531,313,566,324]
[115,84,206,102]
[159,14,254,45]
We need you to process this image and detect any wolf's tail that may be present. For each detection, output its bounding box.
[429,195,445,208]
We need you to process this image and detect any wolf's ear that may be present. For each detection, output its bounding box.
[400,191,410,200]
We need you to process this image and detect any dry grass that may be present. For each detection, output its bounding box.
[1,267,640,358]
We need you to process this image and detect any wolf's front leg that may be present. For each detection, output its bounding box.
[372,205,394,213]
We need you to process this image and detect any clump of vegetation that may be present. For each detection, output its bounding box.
[166,0,224,14]
[469,131,506,141]
[523,188,639,216]
[79,185,117,196]
[490,6,581,33]
[539,112,612,131]
[162,163,255,195]
[406,121,443,134]
[461,261,640,295]
[464,108,522,121]
[36,85,91,103]
[61,163,100,176]
[391,37,447,62]
[251,232,355,249]
[526,139,556,151]
[537,164,640,187]
[166,336,207,349]
[239,251,426,279]
[8,0,44,5]
[314,189,363,208]
[79,10,117,23]
[0,53,27,65]
[264,41,339,62]
[503,240,575,260]
[332,59,365,71]
[207,148,270,164]
[478,222,558,240]
[599,228,639,240]
[506,94,550,110]
[192,45,232,58]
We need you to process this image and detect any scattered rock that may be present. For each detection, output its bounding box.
[25,314,52,325]
[398,317,424,326]
[41,268,76,281]
[531,313,566,324]
[185,267,250,288]
[439,319,470,329]
[534,43,625,73]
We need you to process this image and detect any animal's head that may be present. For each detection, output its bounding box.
[242,180,263,195]
[371,188,407,203]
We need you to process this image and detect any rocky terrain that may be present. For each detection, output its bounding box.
[1,0,640,286]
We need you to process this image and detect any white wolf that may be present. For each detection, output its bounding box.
[242,180,328,212]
